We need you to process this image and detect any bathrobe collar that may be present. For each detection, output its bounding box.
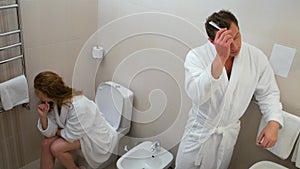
[53,103,70,128]
[207,42,244,126]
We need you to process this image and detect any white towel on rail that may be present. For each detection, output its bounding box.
[257,111,300,159]
[0,75,29,111]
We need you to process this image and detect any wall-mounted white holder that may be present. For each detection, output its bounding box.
[92,46,104,59]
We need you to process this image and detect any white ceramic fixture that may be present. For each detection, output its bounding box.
[249,161,288,169]
[116,141,173,169]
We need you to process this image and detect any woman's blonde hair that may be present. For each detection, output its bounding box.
[34,71,82,108]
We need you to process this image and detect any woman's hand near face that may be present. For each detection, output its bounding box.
[38,102,51,130]
[37,102,50,118]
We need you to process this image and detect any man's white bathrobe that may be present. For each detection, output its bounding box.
[175,42,283,169]
[37,95,118,169]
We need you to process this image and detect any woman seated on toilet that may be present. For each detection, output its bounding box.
[34,71,118,169]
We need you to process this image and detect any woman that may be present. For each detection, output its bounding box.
[34,71,118,169]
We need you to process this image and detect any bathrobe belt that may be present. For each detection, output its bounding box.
[194,120,241,168]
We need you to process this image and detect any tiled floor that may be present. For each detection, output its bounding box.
[20,159,117,169]
[20,158,173,169]
[19,159,40,169]
[19,159,65,169]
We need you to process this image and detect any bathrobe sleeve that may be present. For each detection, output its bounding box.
[37,109,58,137]
[60,98,97,143]
[184,46,224,105]
[254,49,284,127]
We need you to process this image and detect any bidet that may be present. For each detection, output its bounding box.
[116,141,173,169]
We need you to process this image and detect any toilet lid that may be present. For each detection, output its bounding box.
[95,83,123,131]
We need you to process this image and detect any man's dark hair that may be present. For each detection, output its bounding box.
[205,10,239,41]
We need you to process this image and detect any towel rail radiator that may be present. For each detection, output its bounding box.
[0,1,26,74]
[0,0,29,112]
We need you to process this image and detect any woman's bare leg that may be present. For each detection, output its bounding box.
[40,136,59,169]
[50,138,81,169]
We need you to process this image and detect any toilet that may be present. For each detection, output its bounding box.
[249,161,288,169]
[95,81,134,136]
[78,81,134,169]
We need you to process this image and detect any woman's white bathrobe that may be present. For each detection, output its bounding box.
[175,42,283,169]
[37,95,118,169]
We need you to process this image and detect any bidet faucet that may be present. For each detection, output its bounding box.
[150,140,161,153]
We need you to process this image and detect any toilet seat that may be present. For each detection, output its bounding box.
[249,161,288,169]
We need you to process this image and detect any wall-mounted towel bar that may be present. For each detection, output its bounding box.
[0,103,30,113]
[0,4,18,10]
[0,29,21,37]
[0,0,29,112]
[0,0,26,75]
[0,42,22,51]
[0,55,23,65]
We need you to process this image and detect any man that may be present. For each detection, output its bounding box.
[175,10,283,169]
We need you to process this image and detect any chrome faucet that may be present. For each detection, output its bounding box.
[150,141,161,153]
